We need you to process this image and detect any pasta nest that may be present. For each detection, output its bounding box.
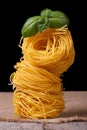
[11,26,75,119]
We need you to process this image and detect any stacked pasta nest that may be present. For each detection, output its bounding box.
[10,9,75,119]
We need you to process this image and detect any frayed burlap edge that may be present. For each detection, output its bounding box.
[0,116,87,123]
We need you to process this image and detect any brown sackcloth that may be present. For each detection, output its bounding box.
[0,91,87,123]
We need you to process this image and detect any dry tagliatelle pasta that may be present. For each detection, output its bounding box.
[10,9,75,119]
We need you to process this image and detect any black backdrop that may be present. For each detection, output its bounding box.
[0,1,87,91]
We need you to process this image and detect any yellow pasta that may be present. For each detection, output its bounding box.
[10,26,75,119]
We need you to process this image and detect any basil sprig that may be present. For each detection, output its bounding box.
[21,8,69,38]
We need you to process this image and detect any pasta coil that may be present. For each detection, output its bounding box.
[10,26,75,119]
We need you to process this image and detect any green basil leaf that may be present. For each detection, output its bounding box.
[49,11,70,27]
[49,17,69,28]
[40,8,52,18]
[38,17,49,32]
[21,8,70,37]
[21,16,40,37]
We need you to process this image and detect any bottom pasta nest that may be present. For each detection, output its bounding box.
[10,26,75,119]
[13,86,65,119]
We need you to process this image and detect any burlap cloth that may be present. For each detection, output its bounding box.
[0,91,87,123]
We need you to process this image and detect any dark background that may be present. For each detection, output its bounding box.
[0,1,87,91]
